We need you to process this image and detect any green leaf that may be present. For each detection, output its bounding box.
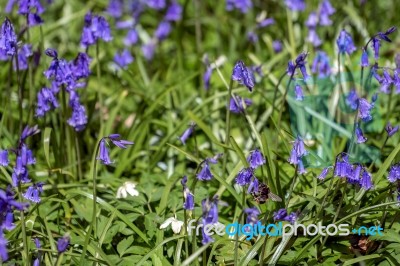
[117,236,135,257]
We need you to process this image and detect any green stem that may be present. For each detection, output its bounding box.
[222,79,234,177]
[276,72,295,135]
[96,42,104,136]
[285,165,299,209]
[14,47,23,133]
[234,191,245,266]
[80,138,101,265]
[18,183,29,263]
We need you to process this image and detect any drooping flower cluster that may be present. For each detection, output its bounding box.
[336,30,356,55]
[287,52,310,80]
[288,137,308,174]
[197,154,223,181]
[5,0,46,27]
[0,188,29,261]
[319,153,373,190]
[96,134,134,165]
[367,26,397,61]
[311,51,331,78]
[36,49,91,131]
[372,66,400,94]
[80,12,112,48]
[201,196,219,244]
[234,149,266,189]
[12,125,39,188]
[284,0,306,11]
[273,208,298,224]
[305,0,335,47]
[226,0,253,13]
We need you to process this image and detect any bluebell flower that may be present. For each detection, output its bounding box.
[305,12,318,28]
[246,149,265,169]
[165,1,182,21]
[288,137,307,165]
[231,60,255,91]
[334,154,352,178]
[179,123,195,145]
[371,37,380,60]
[0,150,9,166]
[284,0,305,11]
[361,49,369,67]
[12,44,33,71]
[247,31,258,43]
[108,134,134,149]
[106,0,123,18]
[181,176,194,210]
[294,84,304,101]
[272,40,282,53]
[0,232,8,261]
[27,12,43,27]
[346,89,358,110]
[124,29,138,46]
[388,163,400,183]
[197,162,213,181]
[226,0,253,13]
[379,70,393,94]
[80,13,112,48]
[23,182,44,203]
[385,122,399,137]
[317,167,330,180]
[319,0,335,26]
[5,0,17,13]
[285,212,298,224]
[0,18,17,56]
[203,67,212,90]
[273,209,287,221]
[244,207,260,225]
[57,235,70,253]
[229,96,252,114]
[146,0,166,10]
[288,53,309,80]
[355,125,367,143]
[206,153,223,164]
[360,170,373,190]
[155,21,171,41]
[235,168,253,186]
[298,159,307,175]
[393,70,400,94]
[72,52,91,79]
[358,98,375,122]
[67,99,87,132]
[348,164,362,184]
[18,0,44,15]
[114,49,134,69]
[201,197,219,225]
[116,20,135,29]
[247,177,259,194]
[307,28,322,47]
[97,139,112,165]
[36,87,59,117]
[311,51,331,78]
[257,18,275,28]
[20,125,39,142]
[337,30,356,55]
[44,50,75,89]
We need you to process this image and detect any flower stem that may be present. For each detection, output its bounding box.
[80,138,101,265]
[17,183,29,262]
[222,79,234,178]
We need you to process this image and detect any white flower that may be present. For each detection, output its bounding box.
[116,181,139,198]
[159,216,184,234]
